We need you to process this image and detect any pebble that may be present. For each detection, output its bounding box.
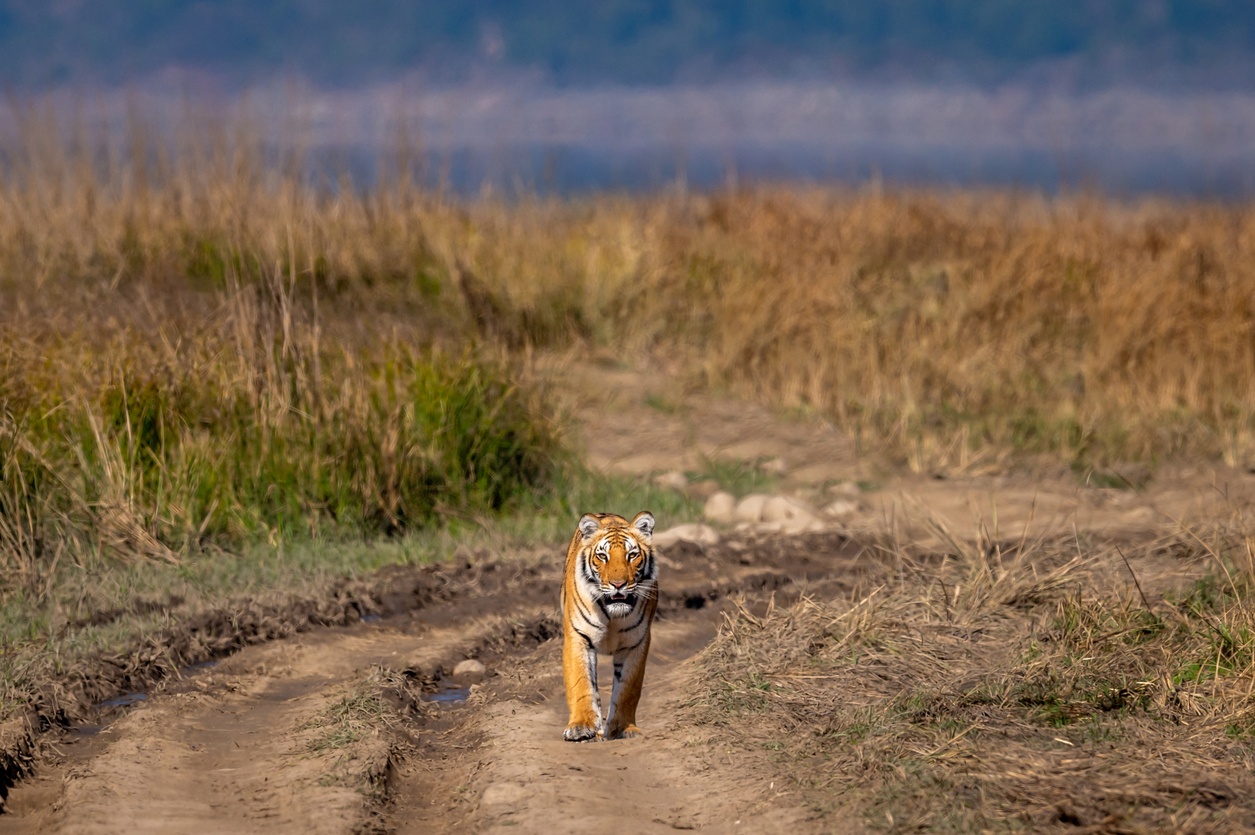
[822,499,859,520]
[686,479,723,500]
[734,494,770,523]
[652,470,688,492]
[761,457,789,477]
[452,659,487,682]
[761,495,814,524]
[653,523,721,549]
[703,491,737,523]
[827,480,862,499]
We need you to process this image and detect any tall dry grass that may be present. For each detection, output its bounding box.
[453,188,1255,471]
[3,98,1255,582]
[690,522,1255,829]
[0,102,568,592]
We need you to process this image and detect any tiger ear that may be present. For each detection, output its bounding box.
[632,511,655,539]
[578,514,601,541]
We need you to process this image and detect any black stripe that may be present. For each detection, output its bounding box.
[581,555,601,588]
[620,605,648,633]
[634,553,652,584]
[576,610,599,631]
[619,633,648,652]
[574,590,597,623]
[574,628,596,650]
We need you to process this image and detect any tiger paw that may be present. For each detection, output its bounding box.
[604,724,642,740]
[563,722,600,742]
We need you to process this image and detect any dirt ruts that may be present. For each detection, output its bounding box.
[0,531,870,834]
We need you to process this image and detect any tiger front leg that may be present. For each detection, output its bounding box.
[604,631,651,740]
[562,628,602,742]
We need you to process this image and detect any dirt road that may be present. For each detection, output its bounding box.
[1,527,871,834]
[5,364,1255,833]
[5,470,1253,833]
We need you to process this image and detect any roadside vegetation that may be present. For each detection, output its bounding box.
[6,108,1255,489]
[692,520,1255,830]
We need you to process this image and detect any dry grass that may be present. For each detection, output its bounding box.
[429,188,1255,475]
[691,520,1255,831]
[4,100,1255,578]
[5,104,1255,476]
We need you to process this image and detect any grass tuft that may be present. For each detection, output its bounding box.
[689,522,1255,830]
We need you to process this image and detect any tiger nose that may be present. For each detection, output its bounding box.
[609,580,627,591]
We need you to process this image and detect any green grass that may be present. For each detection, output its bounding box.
[1,344,562,575]
[685,455,780,497]
[0,466,702,720]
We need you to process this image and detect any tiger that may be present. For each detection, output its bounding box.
[560,510,658,742]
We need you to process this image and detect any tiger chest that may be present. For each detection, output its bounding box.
[592,597,653,654]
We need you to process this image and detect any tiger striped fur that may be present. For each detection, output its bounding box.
[560,511,658,742]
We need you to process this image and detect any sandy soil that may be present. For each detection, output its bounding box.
[5,363,1255,833]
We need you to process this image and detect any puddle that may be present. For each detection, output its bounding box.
[361,614,382,624]
[422,680,471,705]
[95,693,148,710]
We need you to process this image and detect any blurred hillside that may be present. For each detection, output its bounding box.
[2,1,1254,89]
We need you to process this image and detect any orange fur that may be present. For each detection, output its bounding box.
[560,511,658,741]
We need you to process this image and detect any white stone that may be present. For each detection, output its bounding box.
[761,457,789,477]
[827,480,862,499]
[653,524,721,549]
[761,495,816,524]
[652,470,688,492]
[822,499,859,520]
[452,659,487,682]
[781,516,828,535]
[703,491,737,523]
[734,494,770,523]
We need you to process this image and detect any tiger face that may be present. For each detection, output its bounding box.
[576,511,656,619]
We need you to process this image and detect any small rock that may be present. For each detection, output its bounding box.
[704,491,737,523]
[686,479,722,500]
[452,659,487,683]
[826,480,862,499]
[734,494,770,523]
[755,516,826,536]
[787,516,829,534]
[761,457,789,477]
[761,495,816,524]
[653,524,721,549]
[822,499,859,520]
[652,470,688,492]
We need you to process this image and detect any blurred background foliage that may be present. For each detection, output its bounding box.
[1,1,1253,89]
